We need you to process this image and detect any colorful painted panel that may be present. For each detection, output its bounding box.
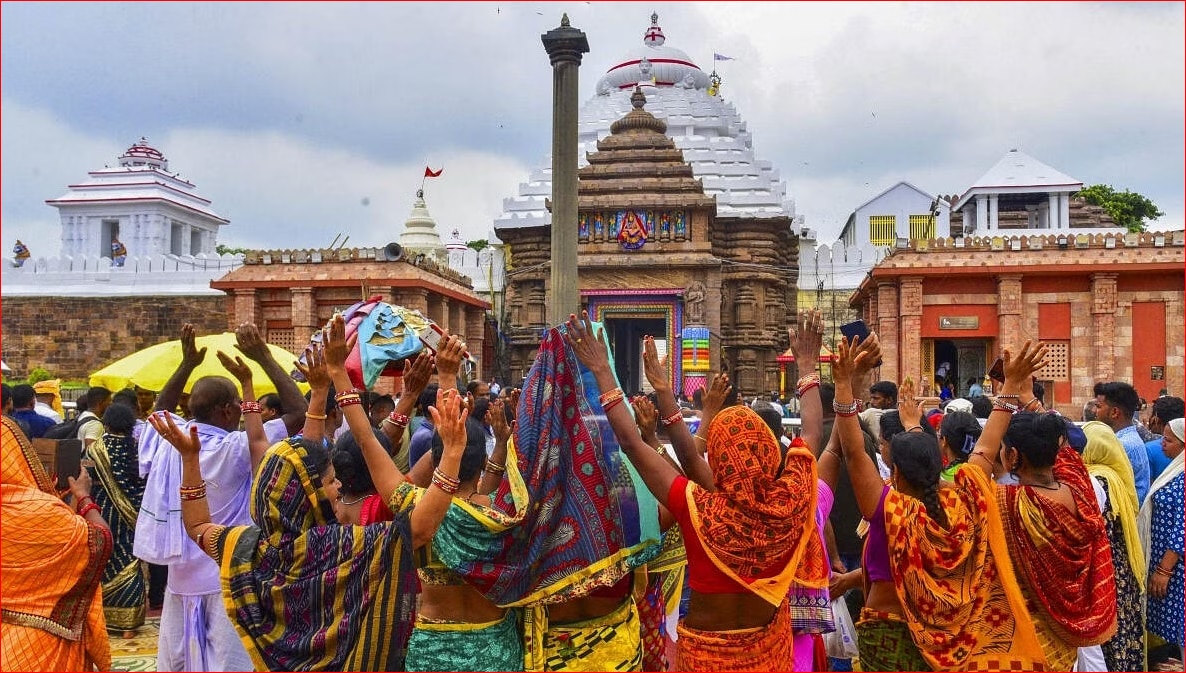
[586,291,683,395]
[681,326,711,372]
[616,210,648,249]
[683,374,707,398]
[674,211,687,237]
[578,213,590,240]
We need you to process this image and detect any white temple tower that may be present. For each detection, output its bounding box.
[398,189,447,261]
[46,138,228,259]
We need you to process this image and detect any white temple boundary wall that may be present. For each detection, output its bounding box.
[1,253,243,297]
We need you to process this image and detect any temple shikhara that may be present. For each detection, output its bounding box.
[496,14,800,396]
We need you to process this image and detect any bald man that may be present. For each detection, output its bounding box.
[134,323,308,672]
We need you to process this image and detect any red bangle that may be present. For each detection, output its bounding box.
[386,412,410,427]
[603,396,625,413]
[240,401,262,414]
[75,495,94,512]
[78,502,100,518]
[660,410,684,427]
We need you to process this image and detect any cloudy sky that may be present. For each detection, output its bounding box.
[3,2,1183,260]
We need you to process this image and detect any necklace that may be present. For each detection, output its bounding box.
[1021,478,1062,491]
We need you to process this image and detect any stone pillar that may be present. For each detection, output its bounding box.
[232,288,258,329]
[1048,194,1060,229]
[976,196,988,233]
[899,276,924,386]
[541,15,589,325]
[394,287,429,316]
[1091,273,1118,382]
[449,301,464,340]
[1059,193,1070,230]
[988,194,999,231]
[428,293,447,327]
[876,281,900,384]
[290,287,318,345]
[997,274,1024,355]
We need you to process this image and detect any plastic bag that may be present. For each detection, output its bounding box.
[823,595,859,659]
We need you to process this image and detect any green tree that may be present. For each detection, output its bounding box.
[215,243,250,255]
[466,239,489,252]
[1075,184,1164,233]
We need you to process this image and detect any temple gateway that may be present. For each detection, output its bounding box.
[496,15,800,397]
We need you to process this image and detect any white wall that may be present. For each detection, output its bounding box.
[853,183,950,247]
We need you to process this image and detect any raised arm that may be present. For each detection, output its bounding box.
[147,412,220,560]
[324,315,407,504]
[789,309,825,455]
[156,324,206,413]
[434,333,465,393]
[967,341,1047,477]
[633,395,684,475]
[833,334,886,519]
[410,389,468,548]
[641,336,709,487]
[235,323,308,435]
[566,312,680,502]
[379,351,434,453]
[477,398,511,494]
[217,350,270,472]
[293,343,331,447]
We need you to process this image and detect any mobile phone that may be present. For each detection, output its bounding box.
[55,439,83,491]
[417,323,474,361]
[988,356,1006,383]
[839,319,882,367]
[839,319,870,343]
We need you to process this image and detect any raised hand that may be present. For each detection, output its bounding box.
[148,410,201,459]
[832,336,861,384]
[508,388,522,415]
[323,314,351,372]
[435,332,465,383]
[897,376,924,430]
[295,343,331,391]
[701,373,732,418]
[403,351,435,398]
[642,336,671,394]
[180,323,207,369]
[850,333,882,382]
[1002,340,1047,385]
[429,388,469,457]
[489,399,511,443]
[234,323,272,362]
[564,311,611,374]
[788,308,824,368]
[216,351,253,386]
[632,396,659,443]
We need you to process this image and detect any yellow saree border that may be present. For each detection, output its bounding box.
[87,435,140,528]
[683,480,809,606]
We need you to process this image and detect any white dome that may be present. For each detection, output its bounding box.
[595,14,709,94]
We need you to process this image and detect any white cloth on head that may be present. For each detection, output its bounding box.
[945,398,974,414]
[1138,418,1185,555]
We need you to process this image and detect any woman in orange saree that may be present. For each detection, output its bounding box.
[0,415,113,671]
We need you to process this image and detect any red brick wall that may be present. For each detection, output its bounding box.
[1,295,227,382]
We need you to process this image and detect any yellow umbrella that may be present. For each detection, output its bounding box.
[89,333,310,396]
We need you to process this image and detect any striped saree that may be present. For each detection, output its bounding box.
[883,463,1047,671]
[88,433,147,631]
[218,438,419,672]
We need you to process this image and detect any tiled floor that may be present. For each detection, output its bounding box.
[109,609,160,672]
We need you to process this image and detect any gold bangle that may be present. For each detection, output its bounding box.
[305,412,328,420]
[693,434,707,444]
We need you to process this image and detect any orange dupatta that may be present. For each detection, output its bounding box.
[687,406,828,606]
[0,416,111,671]
[884,463,1047,671]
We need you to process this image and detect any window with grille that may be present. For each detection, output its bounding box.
[869,215,897,246]
[909,214,935,240]
[267,327,295,354]
[1042,341,1070,380]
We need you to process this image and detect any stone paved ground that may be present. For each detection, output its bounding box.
[109,611,158,672]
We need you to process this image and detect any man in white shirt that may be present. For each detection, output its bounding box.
[32,379,63,423]
[77,386,112,448]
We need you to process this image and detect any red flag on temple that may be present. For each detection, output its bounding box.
[424,167,443,178]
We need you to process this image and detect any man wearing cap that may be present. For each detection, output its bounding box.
[32,379,64,423]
